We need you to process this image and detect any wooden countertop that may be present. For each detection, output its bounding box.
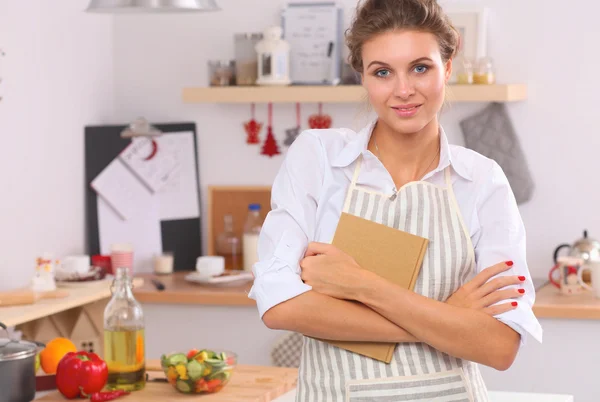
[533,283,600,320]
[0,278,145,328]
[133,272,255,306]
[38,360,298,402]
[0,283,112,328]
[132,274,600,320]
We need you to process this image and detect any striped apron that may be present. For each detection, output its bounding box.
[296,155,489,402]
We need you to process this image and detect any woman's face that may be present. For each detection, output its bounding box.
[361,30,451,135]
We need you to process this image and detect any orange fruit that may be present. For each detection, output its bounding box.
[40,338,77,374]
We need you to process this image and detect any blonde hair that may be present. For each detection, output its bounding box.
[346,0,460,73]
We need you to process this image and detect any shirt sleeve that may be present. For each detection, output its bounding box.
[472,160,543,345]
[248,131,324,318]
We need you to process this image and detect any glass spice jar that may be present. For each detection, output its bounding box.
[208,60,236,86]
[234,33,263,86]
[454,55,474,85]
[474,57,496,85]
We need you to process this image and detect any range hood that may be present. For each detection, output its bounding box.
[86,0,220,13]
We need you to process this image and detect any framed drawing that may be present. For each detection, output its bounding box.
[446,9,489,61]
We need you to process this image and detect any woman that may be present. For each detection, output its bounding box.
[248,0,542,400]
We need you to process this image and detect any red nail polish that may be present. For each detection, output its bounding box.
[506,261,514,267]
[518,276,526,281]
[511,301,518,307]
[518,289,525,294]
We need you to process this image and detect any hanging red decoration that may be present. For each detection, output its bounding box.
[244,103,262,144]
[308,102,332,129]
[261,103,281,157]
[284,102,301,147]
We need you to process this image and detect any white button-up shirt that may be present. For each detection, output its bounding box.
[248,119,543,345]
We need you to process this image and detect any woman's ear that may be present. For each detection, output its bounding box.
[444,59,453,83]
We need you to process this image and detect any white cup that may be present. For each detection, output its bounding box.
[196,256,225,279]
[61,255,90,275]
[577,262,600,298]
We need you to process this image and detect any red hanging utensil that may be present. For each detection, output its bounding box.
[244,103,262,144]
[308,102,332,129]
[261,103,281,157]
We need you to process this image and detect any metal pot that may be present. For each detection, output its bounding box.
[0,322,44,402]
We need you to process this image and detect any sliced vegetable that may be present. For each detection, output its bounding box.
[167,353,187,366]
[186,349,199,360]
[175,364,188,380]
[205,358,226,367]
[176,380,192,393]
[186,360,205,381]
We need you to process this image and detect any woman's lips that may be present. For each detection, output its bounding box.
[391,104,422,118]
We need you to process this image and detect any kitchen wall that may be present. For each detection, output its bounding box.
[111,0,600,281]
[0,0,114,290]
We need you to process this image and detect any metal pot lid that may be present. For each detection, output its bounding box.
[0,338,37,361]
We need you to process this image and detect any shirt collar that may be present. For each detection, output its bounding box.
[331,118,473,181]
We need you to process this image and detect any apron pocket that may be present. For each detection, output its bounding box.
[345,368,473,402]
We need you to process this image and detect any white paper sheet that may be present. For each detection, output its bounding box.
[91,158,153,221]
[155,132,200,221]
[97,195,162,274]
[120,137,180,193]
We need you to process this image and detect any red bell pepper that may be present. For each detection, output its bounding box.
[56,351,109,399]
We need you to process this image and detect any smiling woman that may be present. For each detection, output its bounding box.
[248,1,542,401]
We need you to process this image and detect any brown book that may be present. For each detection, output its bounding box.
[314,212,429,363]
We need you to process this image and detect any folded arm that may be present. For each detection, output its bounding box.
[248,131,416,343]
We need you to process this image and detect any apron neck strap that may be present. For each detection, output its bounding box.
[343,155,363,213]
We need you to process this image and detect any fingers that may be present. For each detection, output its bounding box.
[483,301,519,316]
[478,287,525,309]
[304,242,334,257]
[464,261,514,291]
[473,274,526,299]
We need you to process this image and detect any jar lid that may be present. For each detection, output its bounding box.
[0,338,37,361]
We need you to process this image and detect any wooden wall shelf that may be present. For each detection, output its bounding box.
[182,84,527,104]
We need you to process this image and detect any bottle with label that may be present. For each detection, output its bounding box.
[243,204,263,272]
[103,267,145,391]
[215,214,242,270]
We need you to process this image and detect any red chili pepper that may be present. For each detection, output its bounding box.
[90,390,130,401]
[55,351,108,399]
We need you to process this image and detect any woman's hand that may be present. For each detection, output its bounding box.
[446,261,526,316]
[300,242,368,300]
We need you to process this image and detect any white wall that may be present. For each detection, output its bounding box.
[112,0,600,279]
[0,0,114,290]
[111,1,600,400]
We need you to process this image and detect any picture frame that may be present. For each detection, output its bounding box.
[446,9,489,62]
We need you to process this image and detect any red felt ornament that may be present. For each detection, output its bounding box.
[244,103,263,144]
[261,103,281,157]
[308,103,332,129]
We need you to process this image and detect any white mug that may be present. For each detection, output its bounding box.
[61,255,90,275]
[196,256,225,279]
[577,262,600,298]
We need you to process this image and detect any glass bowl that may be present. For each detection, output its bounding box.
[160,349,237,394]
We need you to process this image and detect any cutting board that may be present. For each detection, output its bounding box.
[38,360,298,402]
[0,289,69,307]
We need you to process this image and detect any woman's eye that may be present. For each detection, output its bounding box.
[414,65,428,74]
[375,69,390,78]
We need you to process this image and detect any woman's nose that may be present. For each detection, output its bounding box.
[394,76,415,99]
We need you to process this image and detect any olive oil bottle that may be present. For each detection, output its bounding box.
[104,267,145,391]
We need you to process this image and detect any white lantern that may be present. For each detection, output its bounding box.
[255,26,291,86]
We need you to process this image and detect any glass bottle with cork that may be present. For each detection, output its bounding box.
[243,203,263,272]
[215,214,242,270]
[103,267,145,391]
